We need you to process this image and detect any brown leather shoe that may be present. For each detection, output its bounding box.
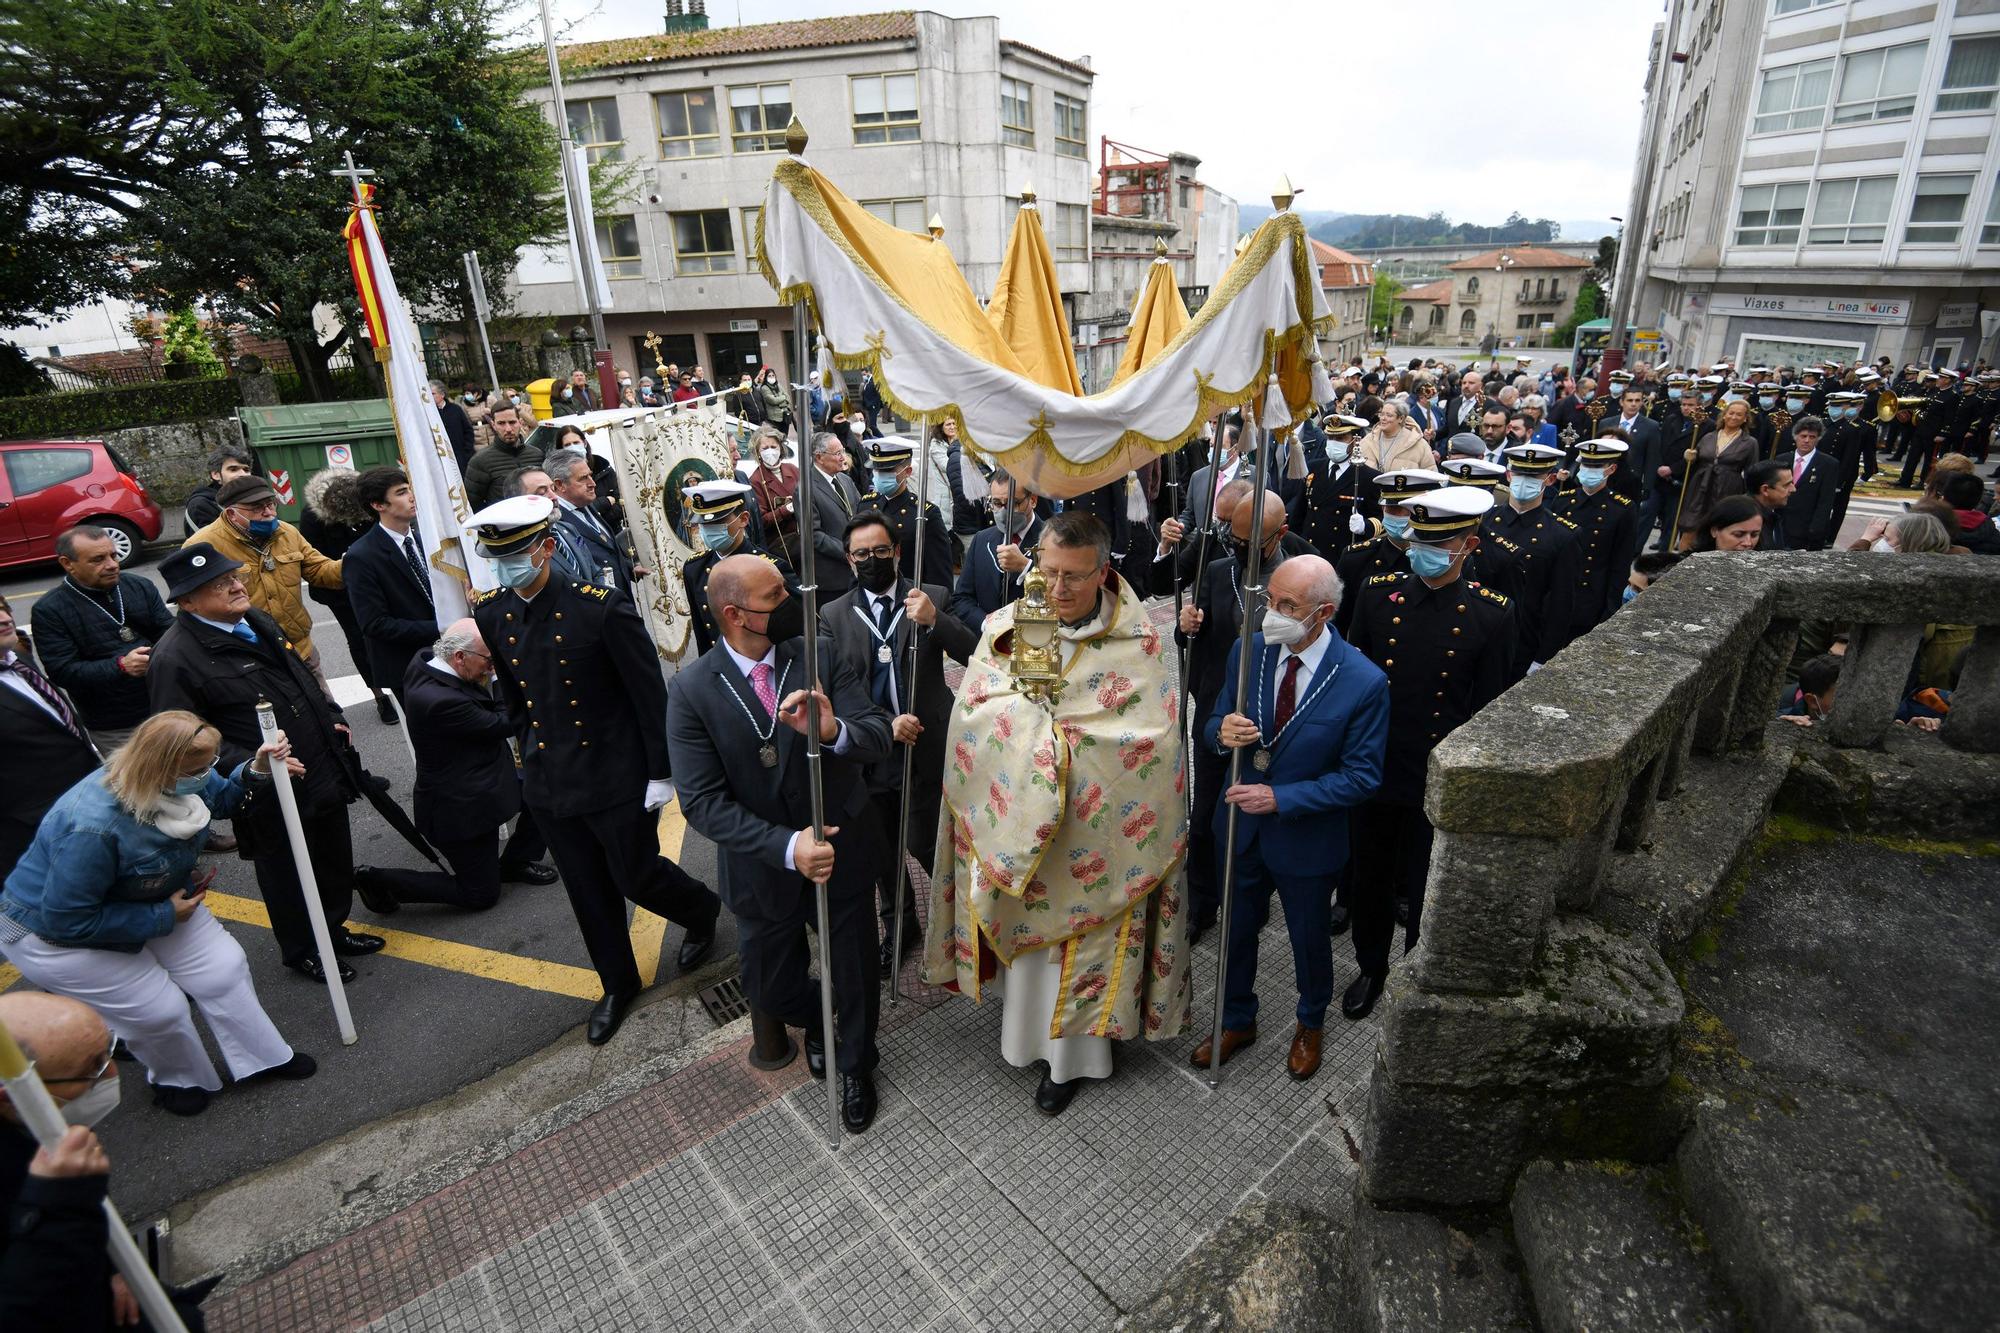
[1189,1025,1257,1068]
[1286,1023,1323,1081]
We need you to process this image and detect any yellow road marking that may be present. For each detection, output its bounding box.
[635,799,689,986]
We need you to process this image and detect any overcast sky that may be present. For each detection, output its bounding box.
[509,0,1664,224]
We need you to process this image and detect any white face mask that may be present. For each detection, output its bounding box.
[760,447,781,467]
[61,1073,121,1127]
[1870,538,1896,554]
[1261,609,1315,647]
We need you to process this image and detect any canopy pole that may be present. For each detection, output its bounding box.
[0,1022,190,1333]
[1167,436,1194,817]
[257,700,356,1045]
[792,301,842,1143]
[1206,419,1270,1090]
[887,415,931,1004]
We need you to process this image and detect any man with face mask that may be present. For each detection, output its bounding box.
[1483,444,1581,680]
[1344,487,1514,1018]
[669,555,895,1131]
[858,439,953,588]
[1332,468,1447,637]
[679,481,798,658]
[951,470,1043,633]
[468,496,721,1044]
[183,473,344,696]
[1552,437,1638,632]
[1288,415,1378,562]
[821,513,976,975]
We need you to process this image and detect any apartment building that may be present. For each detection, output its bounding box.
[1633,0,2000,370]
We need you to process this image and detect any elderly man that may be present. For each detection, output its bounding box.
[951,469,1043,633]
[924,512,1191,1117]
[403,620,558,910]
[462,398,537,512]
[1192,555,1389,1078]
[31,525,175,750]
[805,432,861,598]
[668,554,894,1131]
[0,595,101,885]
[557,367,597,414]
[183,473,342,687]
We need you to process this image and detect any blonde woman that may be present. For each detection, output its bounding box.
[0,711,312,1116]
[1677,398,1758,550]
[1357,400,1437,472]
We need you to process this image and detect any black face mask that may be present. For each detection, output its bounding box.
[754,595,806,643]
[854,554,898,593]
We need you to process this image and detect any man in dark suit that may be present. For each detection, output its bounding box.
[951,470,1043,634]
[1190,554,1390,1080]
[1747,459,1794,551]
[0,594,101,884]
[1602,386,1662,502]
[667,554,895,1132]
[31,524,176,751]
[822,511,978,975]
[805,433,860,599]
[544,447,637,594]
[1441,371,1488,440]
[343,467,440,696]
[402,621,559,910]
[1778,419,1841,550]
[468,497,720,1044]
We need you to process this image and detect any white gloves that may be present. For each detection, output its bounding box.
[644,780,676,811]
[1349,510,1367,536]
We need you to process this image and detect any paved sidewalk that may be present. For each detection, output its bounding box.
[206,922,1378,1332]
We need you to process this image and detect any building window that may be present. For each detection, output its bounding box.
[669,210,733,274]
[728,82,792,152]
[1052,203,1087,262]
[566,98,624,164]
[655,90,720,158]
[1515,314,1538,330]
[1806,176,1895,245]
[861,198,928,232]
[1982,174,2000,245]
[1465,275,1479,296]
[1771,0,1839,13]
[740,206,763,264]
[1734,181,1809,245]
[1752,58,1832,133]
[1000,77,1034,148]
[1905,174,1974,244]
[1053,92,1086,158]
[1937,36,2000,114]
[1460,309,1478,334]
[594,215,641,278]
[1400,306,1414,329]
[1832,43,1925,124]
[851,73,920,145]
[1429,306,1445,328]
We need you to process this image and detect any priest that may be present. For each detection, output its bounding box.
[920,511,1190,1117]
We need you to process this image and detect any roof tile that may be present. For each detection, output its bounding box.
[1446,246,1591,270]
[554,11,918,75]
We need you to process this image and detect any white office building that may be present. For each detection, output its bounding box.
[1632,0,2000,370]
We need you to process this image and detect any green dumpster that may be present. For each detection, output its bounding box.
[236,400,402,523]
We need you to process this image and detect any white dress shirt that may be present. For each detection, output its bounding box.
[1268,623,1335,719]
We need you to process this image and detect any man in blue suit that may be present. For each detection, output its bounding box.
[1190,554,1389,1082]
[545,447,638,593]
[344,466,440,697]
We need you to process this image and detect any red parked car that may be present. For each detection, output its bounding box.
[0,439,165,569]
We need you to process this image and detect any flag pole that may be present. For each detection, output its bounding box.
[0,1022,190,1333]
[257,702,358,1045]
[886,414,929,1005]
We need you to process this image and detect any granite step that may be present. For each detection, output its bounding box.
[1348,1197,1531,1332]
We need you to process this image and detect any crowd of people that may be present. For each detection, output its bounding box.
[1,347,1992,1326]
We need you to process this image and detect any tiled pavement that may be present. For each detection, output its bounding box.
[206,919,1380,1333]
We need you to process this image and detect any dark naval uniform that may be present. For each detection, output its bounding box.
[1289,458,1379,563]
[1332,534,1407,636]
[1480,498,1580,679]
[474,574,720,1005]
[1553,483,1638,634]
[681,542,797,658]
[859,486,953,588]
[1345,566,1515,981]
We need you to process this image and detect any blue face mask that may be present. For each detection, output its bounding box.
[1326,443,1350,464]
[169,772,208,797]
[871,472,901,498]
[1509,476,1544,504]
[1757,396,1776,409]
[1381,513,1412,539]
[1666,386,1683,400]
[247,517,279,539]
[491,552,541,588]
[1622,583,1641,605]
[1721,392,1743,405]
[1577,466,1607,490]
[1407,543,1457,579]
[1785,397,1807,412]
[699,524,735,553]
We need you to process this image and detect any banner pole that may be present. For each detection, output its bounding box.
[886,415,930,1004]
[257,701,357,1045]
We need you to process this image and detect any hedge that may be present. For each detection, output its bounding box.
[0,377,245,441]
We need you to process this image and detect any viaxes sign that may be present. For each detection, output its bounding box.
[1708,292,1911,324]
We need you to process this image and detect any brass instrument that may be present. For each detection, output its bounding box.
[1767,408,1792,435]
[1006,553,1064,704]
[1894,394,1927,424]
[1875,389,1898,423]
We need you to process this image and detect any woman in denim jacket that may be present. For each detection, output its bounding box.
[1,710,315,1116]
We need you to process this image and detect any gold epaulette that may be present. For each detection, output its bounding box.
[571,581,611,600]
[1365,571,1403,586]
[1612,492,1634,506]
[472,586,506,607]
[1553,514,1580,530]
[1472,584,1509,606]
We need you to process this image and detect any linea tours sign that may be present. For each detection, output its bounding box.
[1709,292,1911,325]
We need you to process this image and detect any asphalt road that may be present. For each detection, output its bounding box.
[0,544,734,1224]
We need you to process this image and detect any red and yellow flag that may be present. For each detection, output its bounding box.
[343,183,391,350]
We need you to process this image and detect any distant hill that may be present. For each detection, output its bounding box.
[1238,206,1350,233]
[1238,207,1600,249]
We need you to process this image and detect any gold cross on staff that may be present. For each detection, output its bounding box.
[643,330,666,378]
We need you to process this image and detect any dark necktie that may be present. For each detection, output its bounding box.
[4,653,80,738]
[1273,655,1300,736]
[403,531,433,606]
[870,594,898,713]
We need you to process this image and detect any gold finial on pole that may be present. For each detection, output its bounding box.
[1271,174,1298,213]
[1153,237,1169,256]
[928,211,945,240]
[1020,180,1037,206]
[784,115,808,156]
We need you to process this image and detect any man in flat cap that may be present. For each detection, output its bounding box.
[183,473,344,696]
[468,495,721,1044]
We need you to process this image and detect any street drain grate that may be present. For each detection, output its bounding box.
[697,975,749,1027]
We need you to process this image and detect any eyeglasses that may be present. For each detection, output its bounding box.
[848,544,895,561]
[1254,592,1325,619]
[1039,568,1102,590]
[232,501,278,516]
[45,1040,116,1087]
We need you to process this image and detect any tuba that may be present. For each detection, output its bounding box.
[1876,389,1898,423]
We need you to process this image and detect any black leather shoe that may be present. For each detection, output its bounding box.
[676,924,716,971]
[287,956,356,984]
[804,1030,826,1081]
[587,990,636,1045]
[1187,911,1216,949]
[375,694,399,725]
[1034,1073,1080,1117]
[352,869,400,917]
[334,929,386,956]
[1329,903,1351,937]
[152,1083,210,1116]
[841,1072,877,1133]
[500,861,560,886]
[260,1051,318,1081]
[1342,972,1385,1021]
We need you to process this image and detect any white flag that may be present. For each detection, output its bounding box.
[563,144,615,311]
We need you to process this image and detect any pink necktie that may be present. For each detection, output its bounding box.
[750,662,776,718]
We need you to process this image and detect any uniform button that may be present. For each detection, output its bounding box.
[1385,659,1394,667]
[538,742,546,750]
[511,658,521,666]
[526,700,534,709]
[1452,627,1462,636]
[555,612,563,620]
[1391,616,1402,625]
[1456,605,1466,613]
[508,636,518,645]
[555,635,564,643]
[1447,650,1455,657]
[505,613,514,621]
[533,721,541,728]
[1388,638,1397,647]
[575,720,583,727]
[570,699,579,706]
[580,740,589,747]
